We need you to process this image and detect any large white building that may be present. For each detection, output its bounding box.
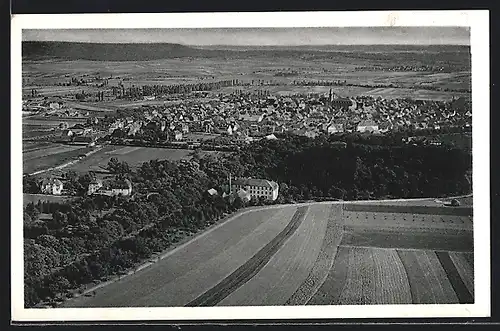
[88,178,133,197]
[39,178,63,195]
[229,177,279,201]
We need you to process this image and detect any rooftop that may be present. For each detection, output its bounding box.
[232,177,278,190]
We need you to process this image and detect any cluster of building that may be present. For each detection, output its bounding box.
[22,98,90,117]
[101,89,471,143]
[32,176,133,197]
[207,175,279,203]
[87,178,133,197]
[24,83,471,149]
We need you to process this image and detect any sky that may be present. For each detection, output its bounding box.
[23,27,470,46]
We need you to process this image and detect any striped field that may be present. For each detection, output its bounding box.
[61,198,474,308]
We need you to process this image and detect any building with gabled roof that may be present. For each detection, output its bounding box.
[229,177,279,201]
[90,178,132,197]
[357,120,379,133]
[326,123,344,134]
[39,178,63,195]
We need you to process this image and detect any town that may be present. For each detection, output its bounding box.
[23,82,472,200]
[24,84,471,147]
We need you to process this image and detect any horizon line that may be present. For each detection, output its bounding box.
[22,40,471,46]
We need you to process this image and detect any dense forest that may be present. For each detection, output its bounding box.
[23,134,472,307]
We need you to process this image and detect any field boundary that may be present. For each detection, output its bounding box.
[186,206,309,306]
[435,251,474,303]
[286,205,345,305]
[343,204,473,216]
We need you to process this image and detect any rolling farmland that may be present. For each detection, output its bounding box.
[62,198,474,308]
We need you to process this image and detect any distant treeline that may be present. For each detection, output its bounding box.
[292,80,471,93]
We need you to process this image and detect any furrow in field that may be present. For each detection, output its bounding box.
[131,207,298,307]
[219,204,328,306]
[435,251,474,303]
[63,207,289,307]
[372,248,412,304]
[343,204,473,217]
[307,245,350,305]
[286,204,345,305]
[343,211,472,231]
[187,206,308,307]
[422,251,460,303]
[23,145,85,161]
[337,247,376,305]
[397,250,459,304]
[463,252,474,266]
[449,252,474,296]
[396,250,437,304]
[341,226,473,252]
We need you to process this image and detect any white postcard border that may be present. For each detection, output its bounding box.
[11,10,490,321]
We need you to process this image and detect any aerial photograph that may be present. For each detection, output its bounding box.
[21,26,473,309]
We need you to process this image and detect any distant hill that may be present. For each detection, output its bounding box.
[22,41,218,61]
[22,41,470,63]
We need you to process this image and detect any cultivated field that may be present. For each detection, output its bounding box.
[23,141,53,152]
[66,145,224,173]
[61,198,474,308]
[23,52,470,102]
[23,144,86,162]
[23,117,87,127]
[23,143,92,174]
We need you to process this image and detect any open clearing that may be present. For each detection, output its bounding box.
[61,197,474,308]
[66,145,225,173]
[23,193,73,207]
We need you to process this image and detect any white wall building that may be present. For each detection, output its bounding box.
[229,177,279,201]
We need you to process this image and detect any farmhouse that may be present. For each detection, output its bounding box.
[326,123,344,134]
[229,177,279,201]
[87,178,103,195]
[89,178,133,197]
[174,131,183,141]
[49,102,62,110]
[357,120,379,133]
[207,188,218,196]
[39,178,63,195]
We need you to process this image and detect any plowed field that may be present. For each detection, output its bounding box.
[62,198,474,307]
